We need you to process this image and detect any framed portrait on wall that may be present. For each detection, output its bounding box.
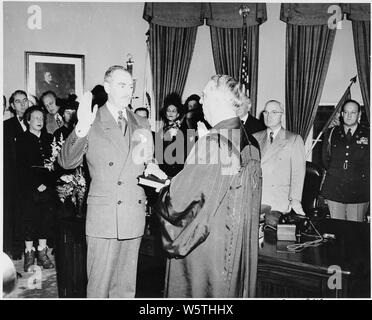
[25,51,85,99]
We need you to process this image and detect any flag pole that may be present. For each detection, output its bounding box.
[306,76,357,159]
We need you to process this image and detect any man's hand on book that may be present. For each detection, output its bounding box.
[144,163,168,180]
[155,179,170,193]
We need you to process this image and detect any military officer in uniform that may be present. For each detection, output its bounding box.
[321,100,369,222]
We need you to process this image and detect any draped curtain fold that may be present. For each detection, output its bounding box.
[285,24,336,140]
[148,24,197,121]
[144,2,267,120]
[209,26,259,116]
[351,20,370,123]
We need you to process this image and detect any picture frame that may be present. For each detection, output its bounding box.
[25,51,85,99]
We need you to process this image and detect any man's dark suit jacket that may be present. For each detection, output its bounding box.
[241,113,266,153]
[3,116,26,251]
[244,113,266,135]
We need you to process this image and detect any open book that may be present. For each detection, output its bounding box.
[137,174,170,190]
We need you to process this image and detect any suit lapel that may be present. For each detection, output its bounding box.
[256,130,268,157]
[97,105,127,159]
[13,117,24,136]
[261,128,288,163]
[123,107,139,164]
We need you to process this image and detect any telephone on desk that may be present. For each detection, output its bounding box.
[265,210,313,241]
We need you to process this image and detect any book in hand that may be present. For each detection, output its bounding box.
[137,174,170,190]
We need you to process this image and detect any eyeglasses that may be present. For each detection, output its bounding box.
[263,110,283,116]
[342,111,359,116]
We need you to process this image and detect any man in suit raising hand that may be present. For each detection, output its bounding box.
[58,65,165,298]
[253,100,306,215]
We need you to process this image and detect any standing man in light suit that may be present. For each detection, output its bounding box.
[253,100,306,215]
[58,65,165,298]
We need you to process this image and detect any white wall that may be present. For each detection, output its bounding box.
[3,2,363,116]
[257,3,286,117]
[3,2,149,109]
[182,25,215,102]
[322,17,363,105]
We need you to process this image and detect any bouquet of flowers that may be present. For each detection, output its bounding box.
[56,166,87,208]
[44,135,64,171]
[163,119,182,141]
[46,133,88,213]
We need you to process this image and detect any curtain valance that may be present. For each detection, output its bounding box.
[143,3,267,28]
[143,3,204,27]
[204,3,267,28]
[280,3,341,26]
[344,3,371,21]
[143,2,204,28]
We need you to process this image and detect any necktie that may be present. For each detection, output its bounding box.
[56,115,63,127]
[118,110,127,134]
[269,131,274,144]
[346,128,352,142]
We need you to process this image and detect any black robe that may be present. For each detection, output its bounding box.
[157,117,262,298]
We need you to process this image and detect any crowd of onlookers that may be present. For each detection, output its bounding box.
[3,89,85,271]
[2,78,369,291]
[2,86,214,272]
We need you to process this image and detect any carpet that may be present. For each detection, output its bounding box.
[4,250,58,299]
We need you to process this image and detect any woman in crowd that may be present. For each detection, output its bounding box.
[53,95,79,141]
[184,94,211,132]
[16,106,58,272]
[183,94,212,156]
[157,93,187,178]
[53,95,89,219]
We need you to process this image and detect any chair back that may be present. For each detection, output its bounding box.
[301,161,323,212]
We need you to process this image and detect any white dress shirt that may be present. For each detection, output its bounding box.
[106,101,128,123]
[240,113,249,124]
[17,116,27,132]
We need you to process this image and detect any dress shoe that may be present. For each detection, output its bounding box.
[11,251,23,261]
[24,250,36,272]
[37,247,54,269]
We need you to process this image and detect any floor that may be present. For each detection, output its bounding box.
[4,250,58,299]
[4,245,166,299]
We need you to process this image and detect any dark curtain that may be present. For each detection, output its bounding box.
[148,24,198,121]
[352,21,370,123]
[285,24,336,140]
[210,26,259,116]
[206,3,266,117]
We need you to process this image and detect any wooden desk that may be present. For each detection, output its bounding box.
[257,218,370,298]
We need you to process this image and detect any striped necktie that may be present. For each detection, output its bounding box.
[118,110,127,134]
[56,114,63,127]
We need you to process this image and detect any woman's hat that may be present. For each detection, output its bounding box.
[57,94,79,113]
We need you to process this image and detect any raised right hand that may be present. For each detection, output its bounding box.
[75,91,98,136]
